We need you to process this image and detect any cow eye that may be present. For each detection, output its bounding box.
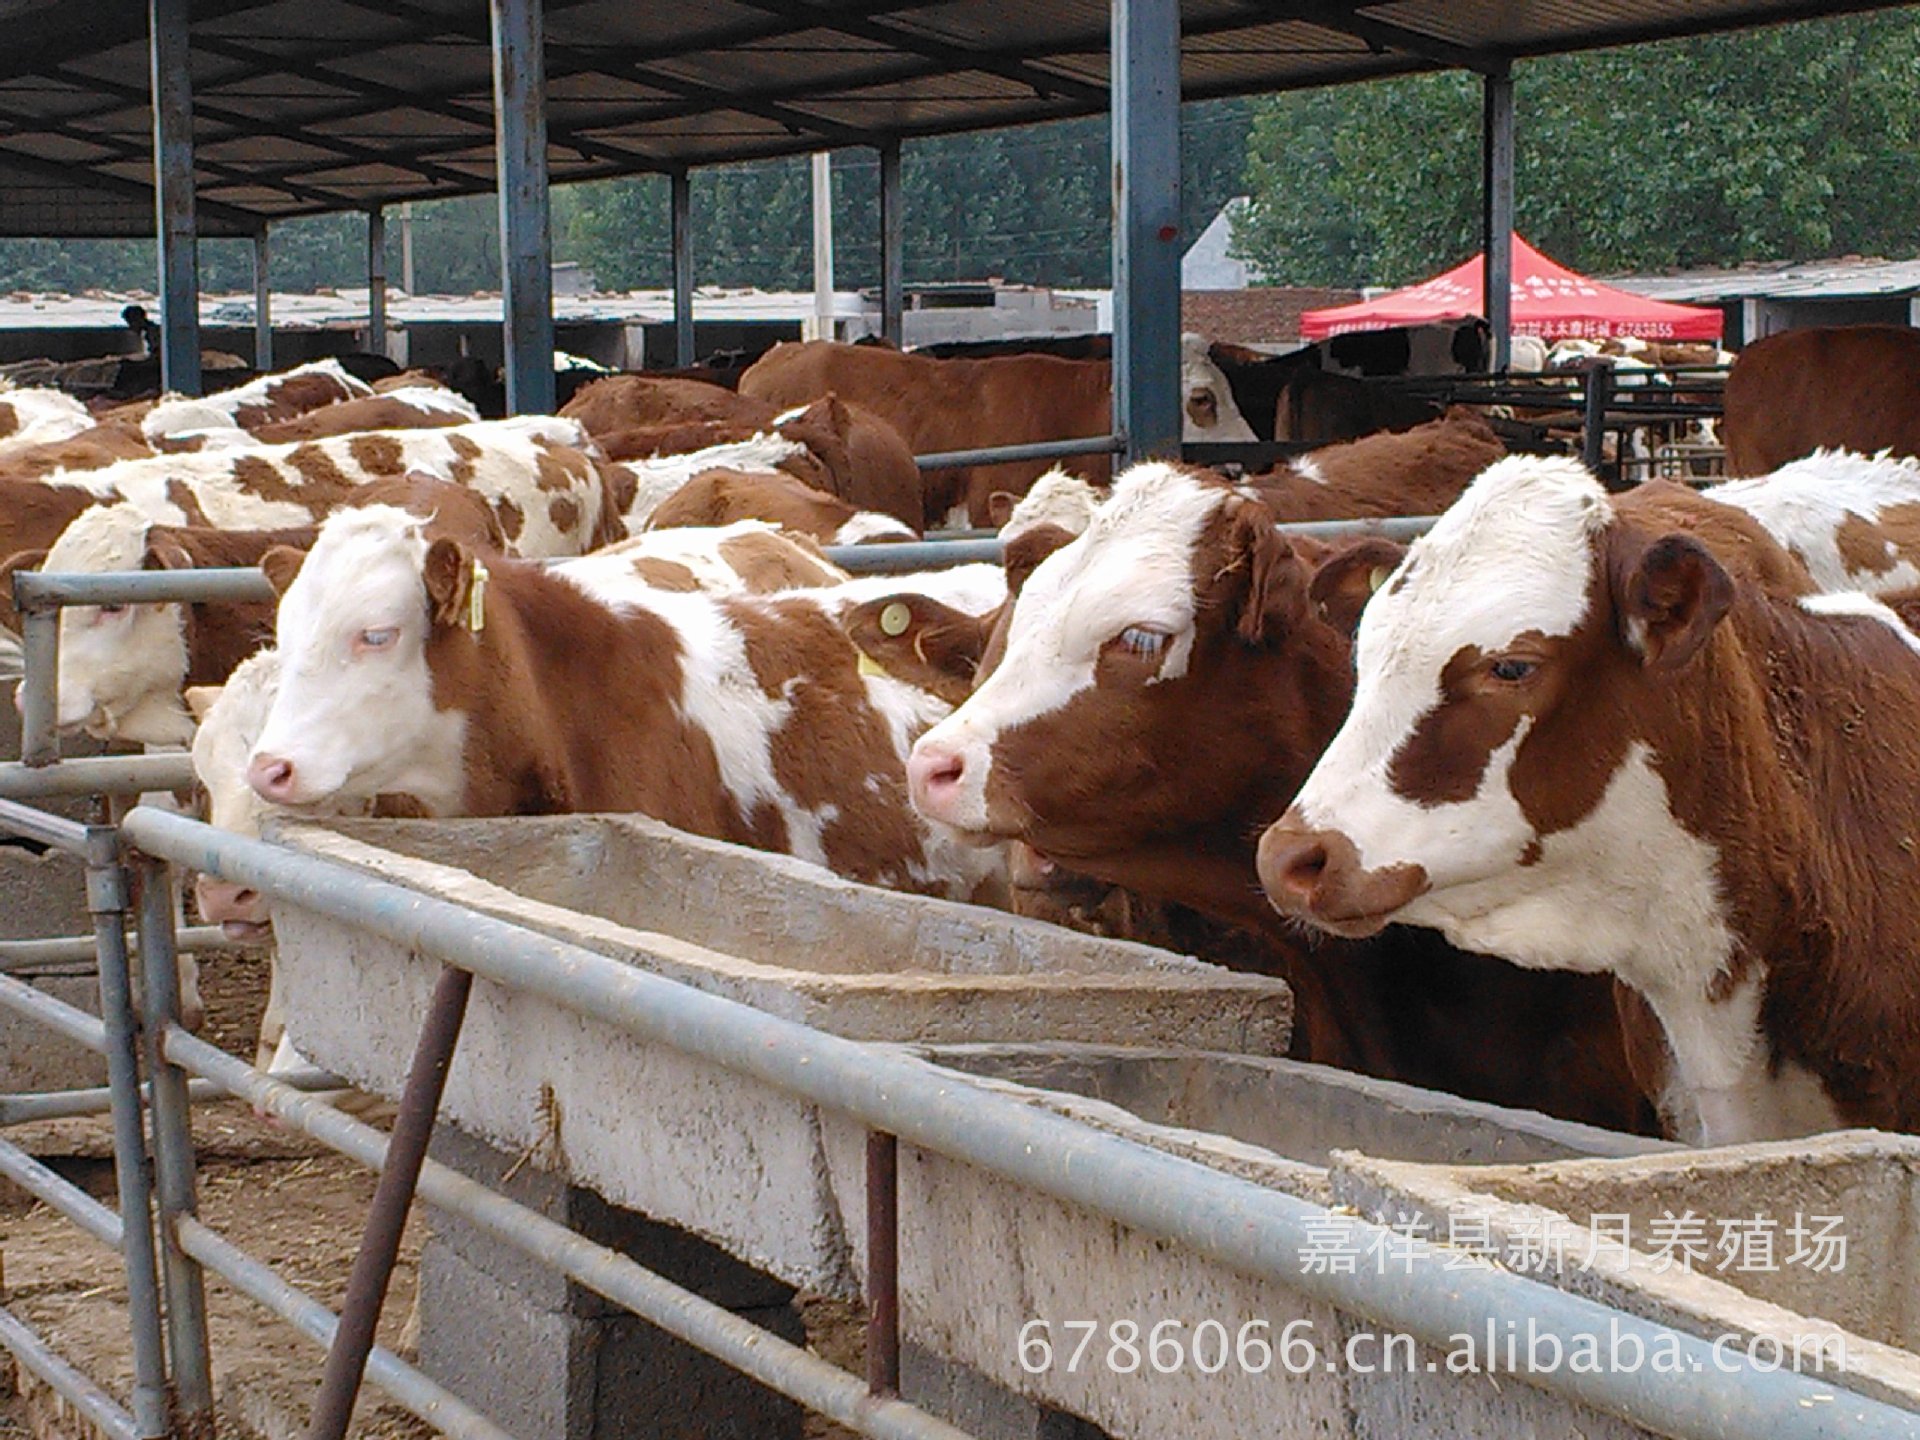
[357,627,399,651]
[1114,625,1168,660]
[1489,656,1536,683]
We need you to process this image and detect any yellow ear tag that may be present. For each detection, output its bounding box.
[1368,566,1390,593]
[879,600,911,637]
[467,558,489,634]
[857,651,889,679]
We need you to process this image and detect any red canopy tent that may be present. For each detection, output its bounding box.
[1299,235,1722,343]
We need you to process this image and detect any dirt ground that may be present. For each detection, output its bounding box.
[2,938,871,1440]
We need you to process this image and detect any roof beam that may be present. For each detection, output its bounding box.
[0,0,277,84]
[724,0,1110,103]
[0,141,259,232]
[1256,3,1502,73]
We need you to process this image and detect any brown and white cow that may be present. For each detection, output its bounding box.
[1703,448,1920,594]
[898,462,1651,1129]
[1721,324,1920,475]
[646,468,916,546]
[140,359,375,440]
[0,385,93,455]
[0,416,619,589]
[241,506,1004,898]
[1257,453,1920,1144]
[740,340,1114,527]
[19,478,509,745]
[247,387,480,443]
[559,374,772,434]
[0,420,156,482]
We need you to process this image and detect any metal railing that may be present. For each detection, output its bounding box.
[4,538,1918,1440]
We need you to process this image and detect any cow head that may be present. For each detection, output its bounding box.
[30,504,196,745]
[1180,333,1257,443]
[188,651,279,938]
[246,506,468,814]
[1258,455,1737,959]
[906,462,1351,876]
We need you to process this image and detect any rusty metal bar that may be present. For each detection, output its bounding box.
[305,963,473,1440]
[865,1130,900,1398]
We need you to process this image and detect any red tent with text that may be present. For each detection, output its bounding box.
[1298,235,1722,342]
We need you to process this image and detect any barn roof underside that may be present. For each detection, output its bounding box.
[0,0,1912,237]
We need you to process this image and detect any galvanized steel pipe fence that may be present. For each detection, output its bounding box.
[8,534,1917,1440]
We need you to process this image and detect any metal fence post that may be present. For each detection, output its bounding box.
[136,856,216,1440]
[85,830,172,1440]
[1583,361,1613,480]
[865,1132,899,1397]
[18,606,59,768]
[306,963,473,1440]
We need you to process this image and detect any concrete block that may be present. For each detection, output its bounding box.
[902,1343,1110,1440]
[0,847,103,1093]
[418,1127,807,1440]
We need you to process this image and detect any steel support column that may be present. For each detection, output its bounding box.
[879,139,904,346]
[253,229,273,370]
[490,0,555,415]
[1110,0,1182,465]
[811,152,835,341]
[1482,65,1515,373]
[671,168,695,367]
[367,206,388,359]
[149,0,201,396]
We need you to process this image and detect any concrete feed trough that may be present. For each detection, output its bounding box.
[267,813,1293,1289]
[1335,1132,1920,1415]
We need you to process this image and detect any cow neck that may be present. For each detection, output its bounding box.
[1644,591,1920,1130]
[422,560,729,827]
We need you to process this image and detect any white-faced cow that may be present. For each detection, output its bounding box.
[899,461,1651,1129]
[1258,454,1920,1145]
[242,506,1004,899]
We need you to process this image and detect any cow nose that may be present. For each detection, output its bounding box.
[1258,831,1329,907]
[906,743,966,815]
[194,874,267,931]
[247,752,299,803]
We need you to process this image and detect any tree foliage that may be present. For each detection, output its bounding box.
[1233,12,1920,286]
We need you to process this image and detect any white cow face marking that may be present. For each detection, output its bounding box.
[248,506,465,812]
[907,462,1221,834]
[1179,333,1257,443]
[38,504,193,744]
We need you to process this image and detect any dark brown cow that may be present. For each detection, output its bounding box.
[740,340,1113,528]
[559,375,773,434]
[1721,325,1920,475]
[885,461,1653,1132]
[1258,454,1920,1145]
[1252,407,1505,521]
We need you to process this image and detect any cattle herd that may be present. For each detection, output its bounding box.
[4,323,1919,1152]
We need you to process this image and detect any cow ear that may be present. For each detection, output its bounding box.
[842,594,990,707]
[260,545,306,596]
[0,548,49,635]
[1308,537,1409,637]
[1003,523,1076,598]
[1225,503,1308,646]
[985,491,1020,529]
[422,536,475,629]
[182,684,222,723]
[1610,530,1734,671]
[143,534,195,571]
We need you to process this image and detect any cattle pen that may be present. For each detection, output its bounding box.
[8,2,1920,1438]
[5,525,1920,1440]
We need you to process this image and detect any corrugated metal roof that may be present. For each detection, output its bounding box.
[1608,255,1920,302]
[0,0,1911,235]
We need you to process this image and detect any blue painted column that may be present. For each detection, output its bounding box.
[1482,65,1515,372]
[367,205,388,358]
[1110,0,1182,465]
[490,0,555,414]
[253,228,273,370]
[879,139,904,346]
[672,168,695,367]
[150,0,201,395]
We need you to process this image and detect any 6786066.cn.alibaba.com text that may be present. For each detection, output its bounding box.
[1015,1316,1847,1380]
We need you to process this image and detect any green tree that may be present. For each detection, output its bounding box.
[1233,11,1920,286]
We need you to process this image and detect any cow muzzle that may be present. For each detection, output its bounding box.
[1256,811,1429,938]
[194,873,272,942]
